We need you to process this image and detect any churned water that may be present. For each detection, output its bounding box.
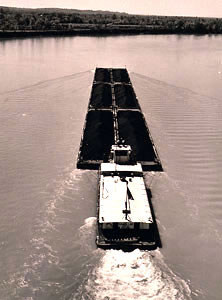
[0,34,222,300]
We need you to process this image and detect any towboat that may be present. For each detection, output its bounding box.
[96,144,156,250]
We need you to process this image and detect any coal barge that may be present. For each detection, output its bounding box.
[77,68,162,250]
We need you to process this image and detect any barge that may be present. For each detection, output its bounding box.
[96,144,157,249]
[77,68,162,171]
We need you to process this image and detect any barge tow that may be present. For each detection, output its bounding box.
[77,68,162,250]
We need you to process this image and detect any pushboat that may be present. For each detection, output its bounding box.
[96,144,156,250]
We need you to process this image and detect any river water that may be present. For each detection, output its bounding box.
[0,34,222,300]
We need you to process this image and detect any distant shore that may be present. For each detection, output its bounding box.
[0,26,185,39]
[1,25,222,39]
[0,6,222,38]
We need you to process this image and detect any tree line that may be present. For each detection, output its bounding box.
[0,6,222,35]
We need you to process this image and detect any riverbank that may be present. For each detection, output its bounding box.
[2,26,222,39]
[0,26,167,38]
[0,25,205,39]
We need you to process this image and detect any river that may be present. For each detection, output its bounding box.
[0,34,222,300]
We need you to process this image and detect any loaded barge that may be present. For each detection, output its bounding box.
[77,68,162,171]
[77,68,162,250]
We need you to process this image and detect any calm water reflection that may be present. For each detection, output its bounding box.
[0,35,221,98]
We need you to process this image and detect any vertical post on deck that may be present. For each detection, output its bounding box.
[110,68,119,145]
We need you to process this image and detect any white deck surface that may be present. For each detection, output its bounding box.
[99,163,153,223]
[100,162,142,173]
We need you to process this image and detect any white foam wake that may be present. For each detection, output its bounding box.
[84,249,191,300]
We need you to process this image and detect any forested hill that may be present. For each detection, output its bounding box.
[0,6,128,15]
[0,6,222,36]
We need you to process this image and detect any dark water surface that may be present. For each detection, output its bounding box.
[0,35,222,300]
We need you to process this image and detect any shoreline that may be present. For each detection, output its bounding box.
[0,27,220,39]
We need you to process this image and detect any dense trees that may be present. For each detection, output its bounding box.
[0,6,222,35]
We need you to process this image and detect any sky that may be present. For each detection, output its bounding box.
[0,0,222,18]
